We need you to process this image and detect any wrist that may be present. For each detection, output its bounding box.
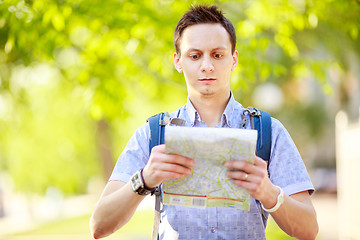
[141,168,157,189]
[130,169,156,196]
[261,186,284,213]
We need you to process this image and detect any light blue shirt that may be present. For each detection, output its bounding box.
[110,93,314,240]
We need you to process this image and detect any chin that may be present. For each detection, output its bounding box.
[199,90,216,97]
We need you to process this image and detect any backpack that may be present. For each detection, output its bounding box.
[147,107,272,239]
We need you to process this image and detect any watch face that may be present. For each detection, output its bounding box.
[130,170,154,195]
[131,171,144,192]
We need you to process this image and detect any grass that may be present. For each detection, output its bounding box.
[1,209,295,240]
[0,209,152,240]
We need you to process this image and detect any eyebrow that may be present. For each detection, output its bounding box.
[185,47,228,54]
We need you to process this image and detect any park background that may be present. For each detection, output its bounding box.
[0,0,359,239]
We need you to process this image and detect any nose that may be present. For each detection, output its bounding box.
[200,56,214,73]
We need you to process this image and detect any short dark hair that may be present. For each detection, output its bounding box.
[174,5,236,55]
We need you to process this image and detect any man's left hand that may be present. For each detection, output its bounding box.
[224,156,277,204]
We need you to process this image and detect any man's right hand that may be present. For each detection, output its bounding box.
[142,144,195,189]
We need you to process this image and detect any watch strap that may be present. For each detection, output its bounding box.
[131,169,156,196]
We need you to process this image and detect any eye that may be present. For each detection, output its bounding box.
[189,53,201,60]
[213,53,223,59]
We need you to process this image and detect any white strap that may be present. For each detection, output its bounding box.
[261,186,284,213]
[151,209,161,240]
[151,187,162,240]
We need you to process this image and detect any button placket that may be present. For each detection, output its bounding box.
[208,207,218,237]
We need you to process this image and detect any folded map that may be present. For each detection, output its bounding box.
[163,126,257,211]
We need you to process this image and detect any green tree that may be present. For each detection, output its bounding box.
[0,0,359,194]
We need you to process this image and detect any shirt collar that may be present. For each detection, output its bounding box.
[220,91,237,127]
[184,91,240,127]
[185,98,198,126]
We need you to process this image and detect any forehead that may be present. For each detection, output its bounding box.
[180,23,231,52]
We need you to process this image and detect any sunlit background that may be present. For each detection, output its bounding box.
[0,0,359,239]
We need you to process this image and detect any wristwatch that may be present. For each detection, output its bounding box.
[130,169,156,196]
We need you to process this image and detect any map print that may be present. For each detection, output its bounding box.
[163,126,257,211]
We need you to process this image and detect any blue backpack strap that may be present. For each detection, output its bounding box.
[246,107,272,163]
[253,110,272,162]
[147,112,166,152]
[146,112,166,212]
[247,107,272,227]
[147,112,167,240]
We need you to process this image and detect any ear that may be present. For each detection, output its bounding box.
[231,50,238,71]
[174,52,182,73]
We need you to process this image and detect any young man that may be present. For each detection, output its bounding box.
[90,5,318,240]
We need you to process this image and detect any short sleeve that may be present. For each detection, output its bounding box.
[109,123,150,183]
[268,118,315,196]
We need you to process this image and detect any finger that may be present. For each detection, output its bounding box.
[156,171,189,180]
[165,154,195,168]
[226,170,249,181]
[152,153,195,170]
[143,161,192,187]
[151,145,195,168]
[150,152,193,167]
[225,160,256,174]
[151,144,166,153]
[143,168,188,188]
[149,153,194,176]
[231,179,258,192]
[253,156,267,168]
[158,162,193,175]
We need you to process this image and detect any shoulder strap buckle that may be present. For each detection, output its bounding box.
[159,112,170,126]
[247,107,261,117]
[170,118,186,126]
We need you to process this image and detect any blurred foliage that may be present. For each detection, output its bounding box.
[0,0,359,194]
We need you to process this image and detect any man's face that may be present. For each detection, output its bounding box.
[174,23,238,98]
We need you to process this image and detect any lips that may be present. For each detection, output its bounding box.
[199,78,216,83]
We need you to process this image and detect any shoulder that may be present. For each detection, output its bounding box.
[270,117,285,133]
[123,122,150,158]
[134,122,150,141]
[270,117,295,144]
[268,117,314,194]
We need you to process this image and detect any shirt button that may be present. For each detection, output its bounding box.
[210,227,216,233]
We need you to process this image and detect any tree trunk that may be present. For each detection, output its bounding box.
[96,119,115,181]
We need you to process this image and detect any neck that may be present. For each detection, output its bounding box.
[189,91,231,127]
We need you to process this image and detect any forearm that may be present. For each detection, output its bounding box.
[90,181,146,239]
[89,146,194,239]
[269,192,318,239]
[225,158,318,239]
